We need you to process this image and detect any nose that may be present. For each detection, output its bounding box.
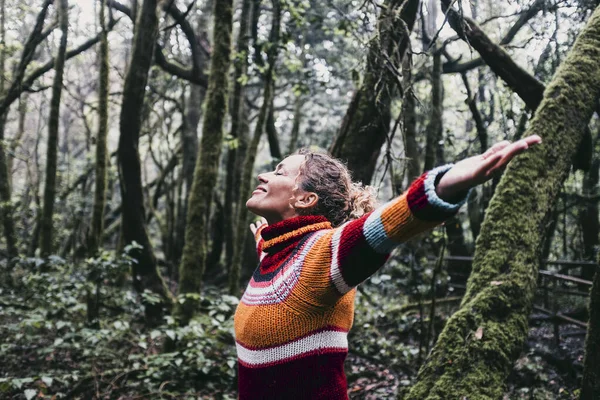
[257,173,268,183]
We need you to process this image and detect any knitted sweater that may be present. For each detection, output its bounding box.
[234,165,466,399]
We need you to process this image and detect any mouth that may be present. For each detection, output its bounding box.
[252,186,267,194]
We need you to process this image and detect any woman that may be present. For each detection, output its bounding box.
[234,136,541,399]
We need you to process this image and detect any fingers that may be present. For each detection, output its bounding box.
[485,135,543,175]
[249,218,268,235]
[482,140,510,159]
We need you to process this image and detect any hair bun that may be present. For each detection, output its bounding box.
[349,183,377,220]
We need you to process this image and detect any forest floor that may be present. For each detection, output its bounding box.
[0,259,588,399]
[346,321,585,400]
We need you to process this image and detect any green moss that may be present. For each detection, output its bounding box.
[177,0,234,321]
[405,7,600,399]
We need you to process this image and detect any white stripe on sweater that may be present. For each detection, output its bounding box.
[329,221,353,294]
[236,330,348,366]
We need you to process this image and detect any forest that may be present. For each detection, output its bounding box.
[1,0,600,398]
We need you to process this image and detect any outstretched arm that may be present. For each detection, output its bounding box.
[436,135,542,201]
[319,135,543,296]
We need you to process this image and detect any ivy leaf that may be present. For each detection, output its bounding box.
[24,389,37,400]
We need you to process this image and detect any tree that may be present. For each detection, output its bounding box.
[407,6,600,398]
[229,0,281,295]
[40,0,69,258]
[177,0,234,321]
[88,0,110,256]
[223,0,252,270]
[329,0,419,185]
[117,0,172,325]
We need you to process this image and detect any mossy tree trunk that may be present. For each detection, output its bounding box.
[117,0,172,326]
[224,0,252,269]
[177,0,234,322]
[406,7,600,399]
[88,0,110,257]
[173,83,203,264]
[329,0,419,185]
[580,262,600,399]
[230,0,281,295]
[40,0,69,258]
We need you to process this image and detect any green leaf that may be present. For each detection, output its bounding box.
[24,389,37,400]
[41,376,53,387]
[150,330,161,340]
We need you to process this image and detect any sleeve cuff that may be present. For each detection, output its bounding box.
[424,164,470,212]
[406,164,469,221]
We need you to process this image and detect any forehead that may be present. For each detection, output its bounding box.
[279,154,305,171]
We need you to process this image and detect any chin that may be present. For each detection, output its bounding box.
[246,197,262,215]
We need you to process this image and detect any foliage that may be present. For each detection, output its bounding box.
[0,253,237,399]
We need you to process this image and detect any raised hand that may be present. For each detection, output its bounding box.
[436,135,542,202]
[249,217,268,242]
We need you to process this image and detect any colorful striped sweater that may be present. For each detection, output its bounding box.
[234,165,467,399]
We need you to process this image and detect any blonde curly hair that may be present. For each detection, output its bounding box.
[295,149,378,226]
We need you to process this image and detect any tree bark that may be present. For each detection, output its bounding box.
[423,48,443,172]
[224,0,252,269]
[266,101,282,162]
[287,94,303,154]
[88,0,110,256]
[329,0,419,185]
[177,0,234,321]
[401,56,421,188]
[40,0,69,258]
[230,0,281,295]
[580,262,600,400]
[117,0,172,325]
[407,7,600,399]
[173,83,202,263]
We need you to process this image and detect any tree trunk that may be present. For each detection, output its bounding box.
[266,101,282,162]
[407,7,600,399]
[173,83,203,263]
[88,0,110,256]
[580,263,600,400]
[287,94,303,154]
[177,0,234,321]
[329,0,419,185]
[224,0,252,270]
[402,54,420,186]
[117,0,172,326]
[423,48,443,172]
[230,0,281,295]
[580,158,599,282]
[40,0,69,258]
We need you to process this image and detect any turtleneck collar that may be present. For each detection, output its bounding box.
[261,215,332,253]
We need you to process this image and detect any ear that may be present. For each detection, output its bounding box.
[291,191,319,211]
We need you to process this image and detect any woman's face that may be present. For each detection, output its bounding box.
[246,154,308,224]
